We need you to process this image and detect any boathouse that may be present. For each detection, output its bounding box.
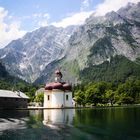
[0,90,29,109]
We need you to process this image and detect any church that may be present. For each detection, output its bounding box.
[44,70,73,108]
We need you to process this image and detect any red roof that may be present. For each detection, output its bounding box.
[52,82,63,89]
[45,83,53,90]
[45,82,72,91]
[63,83,72,91]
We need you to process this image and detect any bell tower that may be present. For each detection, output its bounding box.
[55,69,63,82]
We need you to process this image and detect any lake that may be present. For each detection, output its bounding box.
[0,106,140,140]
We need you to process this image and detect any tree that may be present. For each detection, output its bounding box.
[34,92,44,103]
[120,96,134,104]
[85,85,102,106]
[74,90,86,106]
[73,80,140,106]
[104,90,115,106]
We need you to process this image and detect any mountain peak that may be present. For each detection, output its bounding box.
[118,2,140,22]
[0,2,140,84]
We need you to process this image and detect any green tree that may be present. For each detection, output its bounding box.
[75,90,85,106]
[120,96,134,104]
[34,92,44,103]
[104,90,115,106]
[85,85,102,106]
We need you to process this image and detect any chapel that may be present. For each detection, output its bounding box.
[44,70,73,108]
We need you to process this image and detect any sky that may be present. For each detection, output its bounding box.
[0,0,140,48]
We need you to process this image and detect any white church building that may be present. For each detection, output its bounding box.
[44,70,73,108]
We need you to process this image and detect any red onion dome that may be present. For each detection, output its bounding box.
[45,83,53,90]
[52,82,63,90]
[63,83,72,91]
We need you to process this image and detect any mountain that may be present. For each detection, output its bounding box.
[0,60,27,89]
[35,2,140,84]
[0,61,9,79]
[0,26,77,82]
[0,2,140,84]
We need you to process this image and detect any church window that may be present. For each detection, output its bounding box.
[48,95,50,100]
[66,95,68,101]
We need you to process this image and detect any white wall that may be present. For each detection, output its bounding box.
[51,89,64,108]
[64,91,73,107]
[44,90,73,108]
[44,90,52,108]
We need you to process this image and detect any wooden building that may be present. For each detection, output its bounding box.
[0,90,29,109]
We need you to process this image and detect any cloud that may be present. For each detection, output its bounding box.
[38,20,49,27]
[51,11,93,28]
[95,0,140,16]
[0,7,8,20]
[51,0,93,28]
[43,13,50,18]
[0,7,26,48]
[32,12,50,27]
[81,0,91,11]
[1,0,139,47]
[33,13,50,19]
[51,0,140,28]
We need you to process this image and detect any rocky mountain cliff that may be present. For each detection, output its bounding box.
[35,2,140,84]
[0,2,140,84]
[0,60,27,89]
[0,26,76,82]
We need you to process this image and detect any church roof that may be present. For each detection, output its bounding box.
[45,70,72,91]
[0,90,29,99]
[63,83,72,91]
[45,82,72,91]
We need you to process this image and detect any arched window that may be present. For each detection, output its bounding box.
[66,95,68,101]
[48,95,50,100]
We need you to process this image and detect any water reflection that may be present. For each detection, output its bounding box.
[0,110,29,132]
[0,107,140,140]
[0,109,75,140]
[43,109,75,126]
[73,107,140,140]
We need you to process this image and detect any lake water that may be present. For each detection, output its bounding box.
[0,106,140,140]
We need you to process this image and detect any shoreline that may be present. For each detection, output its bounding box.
[0,104,140,110]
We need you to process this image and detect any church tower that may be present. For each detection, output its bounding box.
[44,70,73,108]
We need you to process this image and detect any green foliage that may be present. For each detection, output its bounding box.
[104,90,115,106]
[0,61,28,90]
[89,36,114,57]
[80,55,140,84]
[63,60,80,75]
[120,96,134,104]
[85,86,101,106]
[74,79,140,106]
[34,92,44,103]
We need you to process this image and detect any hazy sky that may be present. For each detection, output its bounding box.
[0,0,140,48]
